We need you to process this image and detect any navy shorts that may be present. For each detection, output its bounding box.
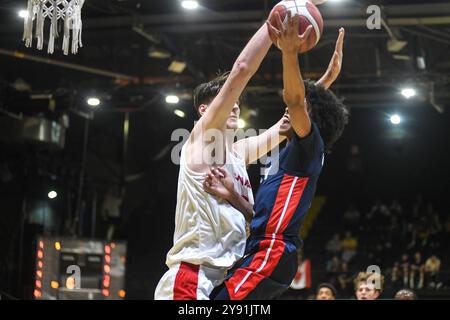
[210,239,298,300]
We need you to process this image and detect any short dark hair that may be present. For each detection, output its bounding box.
[193,71,231,116]
[304,80,349,152]
[317,283,337,298]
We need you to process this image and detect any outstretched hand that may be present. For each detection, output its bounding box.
[326,27,345,82]
[316,27,345,89]
[266,12,313,54]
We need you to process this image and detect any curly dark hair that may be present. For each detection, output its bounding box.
[304,79,349,152]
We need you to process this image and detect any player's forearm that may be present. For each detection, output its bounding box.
[256,120,287,157]
[316,58,339,89]
[232,24,273,79]
[316,72,334,89]
[282,51,306,108]
[243,121,287,164]
[198,24,272,132]
[226,190,254,223]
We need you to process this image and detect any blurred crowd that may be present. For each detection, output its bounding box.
[280,196,450,300]
[314,272,417,300]
[302,195,449,299]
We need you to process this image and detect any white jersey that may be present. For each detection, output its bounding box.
[165,143,254,269]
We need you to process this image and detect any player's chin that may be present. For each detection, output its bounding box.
[279,123,292,136]
[226,118,238,129]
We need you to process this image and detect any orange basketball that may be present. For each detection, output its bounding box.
[268,0,324,53]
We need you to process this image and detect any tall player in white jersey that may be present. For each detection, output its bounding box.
[154,22,278,300]
[155,0,334,300]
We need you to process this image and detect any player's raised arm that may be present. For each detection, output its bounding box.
[192,24,273,135]
[316,28,345,89]
[268,13,313,138]
[236,28,345,165]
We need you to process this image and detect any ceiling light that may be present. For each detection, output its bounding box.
[166,95,180,104]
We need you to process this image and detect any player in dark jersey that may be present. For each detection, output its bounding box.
[203,14,349,300]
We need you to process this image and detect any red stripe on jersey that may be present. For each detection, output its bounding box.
[265,175,309,235]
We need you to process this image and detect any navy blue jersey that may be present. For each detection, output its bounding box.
[210,123,325,300]
[247,123,324,250]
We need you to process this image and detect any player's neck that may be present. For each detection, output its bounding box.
[286,131,294,141]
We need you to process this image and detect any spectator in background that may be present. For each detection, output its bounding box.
[326,233,342,256]
[326,256,341,273]
[395,288,417,300]
[337,262,353,298]
[389,199,403,216]
[428,212,443,250]
[366,199,381,221]
[387,215,401,249]
[391,262,402,291]
[326,255,341,285]
[341,231,358,263]
[400,253,410,288]
[354,272,385,300]
[430,211,442,231]
[343,205,360,231]
[388,215,400,234]
[406,223,418,250]
[417,216,431,248]
[424,255,442,289]
[379,202,391,229]
[410,252,425,290]
[365,199,390,234]
[316,283,337,300]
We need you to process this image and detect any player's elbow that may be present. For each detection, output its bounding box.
[232,60,253,79]
[283,93,303,109]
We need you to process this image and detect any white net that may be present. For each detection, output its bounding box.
[23,0,85,55]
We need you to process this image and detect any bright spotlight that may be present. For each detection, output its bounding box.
[166,95,180,104]
[238,119,246,129]
[401,88,416,99]
[181,1,199,10]
[390,114,401,125]
[18,10,29,19]
[174,109,185,118]
[48,191,57,199]
[87,97,101,107]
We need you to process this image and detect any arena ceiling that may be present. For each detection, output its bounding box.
[0,0,449,112]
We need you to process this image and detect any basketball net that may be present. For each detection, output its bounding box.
[22,0,85,55]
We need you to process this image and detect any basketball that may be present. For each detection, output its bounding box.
[268,0,324,53]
